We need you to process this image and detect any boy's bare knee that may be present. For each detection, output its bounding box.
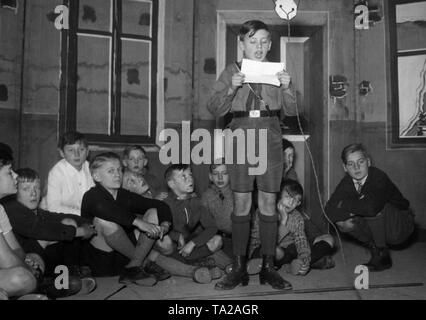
[234,193,252,215]
[156,236,174,255]
[95,218,120,236]
[61,218,77,228]
[143,208,159,224]
[258,191,277,215]
[275,247,284,260]
[207,235,222,252]
[10,267,37,295]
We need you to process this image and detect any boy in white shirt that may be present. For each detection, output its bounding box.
[44,131,94,216]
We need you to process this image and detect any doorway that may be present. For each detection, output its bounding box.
[216,11,329,231]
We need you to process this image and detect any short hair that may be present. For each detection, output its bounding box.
[239,20,270,41]
[341,143,369,165]
[164,164,190,183]
[209,158,226,173]
[0,143,13,169]
[282,139,295,152]
[280,179,304,199]
[59,131,88,150]
[16,168,40,184]
[123,145,147,159]
[89,152,121,175]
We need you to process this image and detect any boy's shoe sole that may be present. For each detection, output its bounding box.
[209,267,224,280]
[76,277,97,295]
[193,267,212,284]
[118,276,157,287]
[119,266,158,287]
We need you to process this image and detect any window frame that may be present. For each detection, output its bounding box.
[59,0,160,146]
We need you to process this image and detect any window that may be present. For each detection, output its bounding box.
[387,0,426,148]
[60,0,161,145]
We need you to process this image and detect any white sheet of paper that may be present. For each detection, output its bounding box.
[241,59,284,87]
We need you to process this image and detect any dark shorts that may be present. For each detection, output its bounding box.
[224,116,283,193]
[81,243,130,277]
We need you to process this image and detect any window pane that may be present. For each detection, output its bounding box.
[79,0,112,32]
[396,2,426,52]
[77,35,111,135]
[122,0,152,37]
[121,39,151,136]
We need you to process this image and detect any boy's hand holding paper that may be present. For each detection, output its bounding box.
[241,58,286,87]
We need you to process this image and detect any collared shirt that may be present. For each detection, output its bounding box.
[207,63,298,118]
[0,204,12,235]
[45,159,94,216]
[201,184,233,234]
[352,175,368,193]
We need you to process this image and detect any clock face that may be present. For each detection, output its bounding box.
[275,0,298,20]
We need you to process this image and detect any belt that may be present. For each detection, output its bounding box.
[233,110,280,118]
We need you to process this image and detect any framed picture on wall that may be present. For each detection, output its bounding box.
[387,0,426,148]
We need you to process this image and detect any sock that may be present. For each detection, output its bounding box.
[365,215,387,248]
[258,213,278,256]
[104,230,135,260]
[154,254,196,278]
[232,214,251,255]
[127,233,155,268]
[210,250,232,269]
[186,245,213,261]
[310,241,334,264]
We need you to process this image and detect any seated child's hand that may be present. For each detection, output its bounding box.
[25,253,45,280]
[140,221,162,239]
[290,257,310,276]
[78,224,97,239]
[177,233,186,250]
[277,70,291,89]
[155,192,168,201]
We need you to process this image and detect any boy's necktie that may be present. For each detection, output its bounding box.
[356,181,363,194]
[218,190,224,201]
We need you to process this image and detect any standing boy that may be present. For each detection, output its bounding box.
[207,20,297,290]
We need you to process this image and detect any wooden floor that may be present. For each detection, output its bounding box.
[61,240,426,300]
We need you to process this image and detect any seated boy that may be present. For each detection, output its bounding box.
[81,152,174,285]
[250,179,335,275]
[326,143,414,271]
[44,131,94,215]
[201,162,233,260]
[164,164,230,270]
[282,139,298,181]
[0,149,37,299]
[122,145,167,200]
[3,168,97,279]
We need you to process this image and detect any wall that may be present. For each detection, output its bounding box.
[0,5,24,157]
[0,0,195,192]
